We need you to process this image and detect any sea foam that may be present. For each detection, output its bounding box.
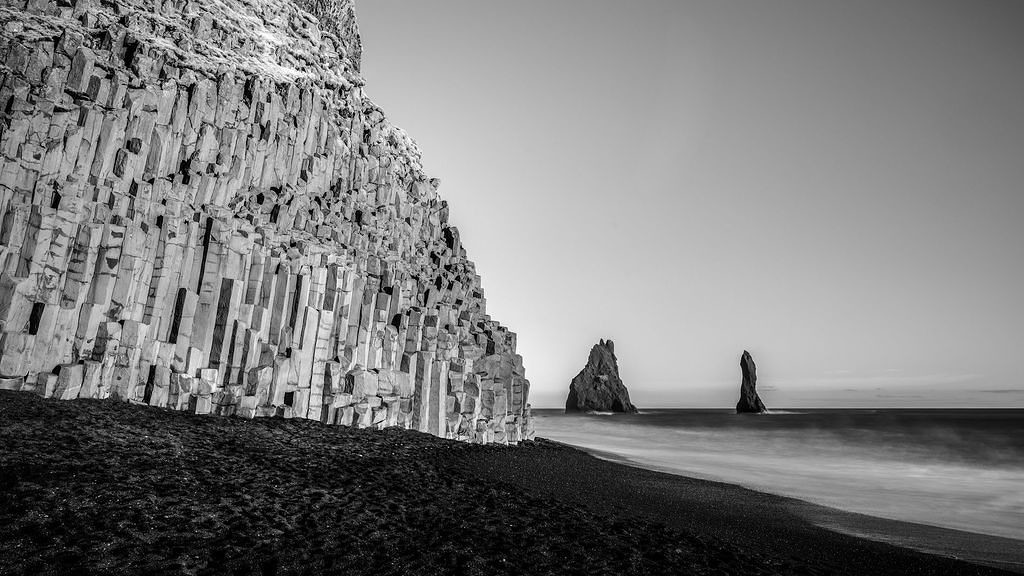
[534,408,1024,542]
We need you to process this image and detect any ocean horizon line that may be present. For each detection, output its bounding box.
[530,406,1024,411]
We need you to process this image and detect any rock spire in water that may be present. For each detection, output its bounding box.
[736,351,768,414]
[566,339,637,413]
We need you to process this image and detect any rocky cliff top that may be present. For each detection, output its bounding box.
[2,0,362,83]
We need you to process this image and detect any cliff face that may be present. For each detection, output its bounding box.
[566,339,636,413]
[0,0,531,443]
[736,351,767,414]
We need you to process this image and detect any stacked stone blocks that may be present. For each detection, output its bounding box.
[0,0,532,443]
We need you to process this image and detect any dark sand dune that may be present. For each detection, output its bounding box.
[0,392,1013,576]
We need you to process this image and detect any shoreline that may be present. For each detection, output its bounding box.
[1,391,1018,575]
[552,439,1024,574]
[463,436,1021,575]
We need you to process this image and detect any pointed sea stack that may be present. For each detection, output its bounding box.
[736,351,768,414]
[566,340,637,413]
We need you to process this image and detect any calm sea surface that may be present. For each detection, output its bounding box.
[533,409,1024,542]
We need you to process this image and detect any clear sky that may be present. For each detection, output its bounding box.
[356,0,1024,408]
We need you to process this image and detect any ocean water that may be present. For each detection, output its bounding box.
[533,409,1024,543]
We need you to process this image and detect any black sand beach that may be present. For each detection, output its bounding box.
[0,391,1015,576]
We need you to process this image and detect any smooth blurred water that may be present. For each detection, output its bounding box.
[533,409,1024,541]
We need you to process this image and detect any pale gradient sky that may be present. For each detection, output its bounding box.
[356,1,1024,408]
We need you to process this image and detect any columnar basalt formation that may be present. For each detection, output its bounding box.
[566,339,636,413]
[736,350,767,414]
[0,0,531,443]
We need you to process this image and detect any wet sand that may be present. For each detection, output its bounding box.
[550,441,1024,573]
[0,391,1015,575]
[466,439,1023,575]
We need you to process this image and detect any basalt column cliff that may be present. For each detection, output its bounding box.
[0,0,532,443]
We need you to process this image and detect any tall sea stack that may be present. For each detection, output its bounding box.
[0,0,530,443]
[736,350,768,414]
[566,339,637,413]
